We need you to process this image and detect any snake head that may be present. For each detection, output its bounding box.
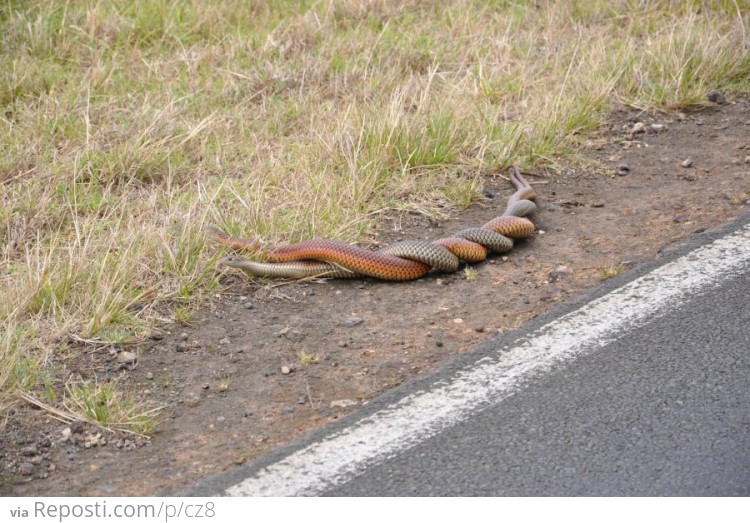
[220,255,250,268]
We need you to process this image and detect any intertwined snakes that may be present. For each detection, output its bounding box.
[208,167,537,281]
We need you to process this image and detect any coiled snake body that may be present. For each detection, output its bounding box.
[208,167,537,281]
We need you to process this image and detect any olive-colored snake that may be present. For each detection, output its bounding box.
[208,166,537,281]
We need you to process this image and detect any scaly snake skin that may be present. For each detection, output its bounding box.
[208,167,537,281]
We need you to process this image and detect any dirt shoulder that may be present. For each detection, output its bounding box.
[2,99,749,496]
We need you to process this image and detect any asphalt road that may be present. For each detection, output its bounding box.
[187,214,750,497]
[327,262,750,496]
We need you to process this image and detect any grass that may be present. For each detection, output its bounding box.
[297,351,320,366]
[1,0,748,426]
[64,379,160,435]
[464,266,479,282]
[601,263,628,280]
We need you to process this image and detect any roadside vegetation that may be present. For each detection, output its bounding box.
[1,0,748,430]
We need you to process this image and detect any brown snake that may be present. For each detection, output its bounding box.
[207,166,537,281]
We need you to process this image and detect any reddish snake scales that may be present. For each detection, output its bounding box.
[207,166,537,281]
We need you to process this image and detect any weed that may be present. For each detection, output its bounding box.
[601,264,627,280]
[464,266,479,282]
[297,351,320,366]
[64,379,160,435]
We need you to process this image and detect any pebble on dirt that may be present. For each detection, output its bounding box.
[184,394,201,408]
[707,90,726,104]
[281,365,292,375]
[681,158,694,168]
[330,399,357,408]
[21,445,38,457]
[117,351,137,364]
[342,316,364,327]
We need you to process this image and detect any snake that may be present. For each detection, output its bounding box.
[207,166,537,281]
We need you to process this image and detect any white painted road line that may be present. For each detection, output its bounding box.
[225,223,750,496]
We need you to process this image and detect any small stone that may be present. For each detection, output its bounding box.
[630,122,646,134]
[176,342,189,352]
[149,329,165,341]
[180,332,189,340]
[474,326,485,333]
[435,331,445,347]
[707,90,726,104]
[19,462,34,476]
[453,318,464,324]
[70,420,86,434]
[342,316,364,327]
[202,383,210,390]
[330,399,357,408]
[482,189,495,199]
[48,463,56,472]
[145,372,154,380]
[282,405,295,413]
[117,351,137,364]
[281,366,292,375]
[243,302,254,309]
[537,230,546,235]
[30,455,43,464]
[184,394,201,408]
[616,163,630,176]
[218,337,231,345]
[744,155,750,164]
[681,158,693,168]
[21,445,38,457]
[337,340,348,347]
[650,123,667,132]
[285,330,305,343]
